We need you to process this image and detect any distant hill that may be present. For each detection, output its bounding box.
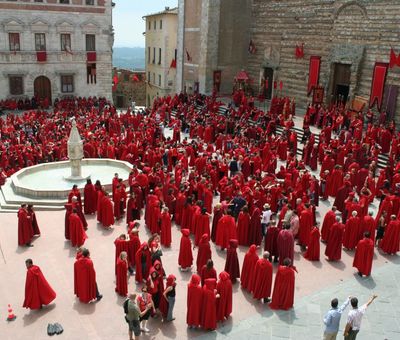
[113,47,145,70]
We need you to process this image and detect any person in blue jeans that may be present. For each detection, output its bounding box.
[323,297,350,340]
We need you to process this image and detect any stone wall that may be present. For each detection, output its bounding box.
[112,69,146,108]
[248,0,400,120]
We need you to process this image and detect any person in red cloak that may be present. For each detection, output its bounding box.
[27,205,41,236]
[127,225,141,272]
[265,221,280,262]
[187,274,203,328]
[215,210,237,250]
[304,225,320,261]
[224,239,240,283]
[250,251,273,303]
[96,188,105,222]
[363,211,376,244]
[201,278,219,331]
[178,229,193,271]
[71,196,88,230]
[18,204,33,247]
[321,206,337,242]
[269,258,296,310]
[69,208,88,247]
[126,192,140,224]
[74,248,102,303]
[160,207,172,247]
[333,181,352,213]
[248,206,262,246]
[100,193,114,228]
[298,204,313,249]
[240,244,259,291]
[195,208,210,246]
[343,211,361,250]
[216,271,232,322]
[83,179,97,214]
[196,233,212,273]
[114,234,128,272]
[23,259,56,310]
[353,232,374,277]
[237,206,250,246]
[211,203,224,242]
[380,215,400,255]
[68,184,82,206]
[115,251,128,296]
[277,224,294,265]
[200,259,217,286]
[113,185,123,220]
[325,216,345,261]
[135,242,152,283]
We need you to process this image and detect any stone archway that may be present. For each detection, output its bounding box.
[34,76,52,103]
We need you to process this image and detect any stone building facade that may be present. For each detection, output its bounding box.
[178,0,400,118]
[144,7,178,107]
[0,0,113,103]
[112,68,146,108]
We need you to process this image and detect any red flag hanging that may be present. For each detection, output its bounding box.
[132,74,140,82]
[273,81,277,89]
[170,59,177,68]
[307,56,321,96]
[295,43,304,59]
[112,72,118,91]
[390,48,397,68]
[279,81,283,91]
[369,62,389,111]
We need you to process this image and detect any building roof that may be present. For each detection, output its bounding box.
[143,7,178,18]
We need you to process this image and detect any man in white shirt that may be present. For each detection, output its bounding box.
[344,295,377,339]
[261,204,273,237]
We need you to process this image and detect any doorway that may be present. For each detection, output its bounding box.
[330,63,351,105]
[34,76,52,103]
[116,95,124,108]
[263,67,273,100]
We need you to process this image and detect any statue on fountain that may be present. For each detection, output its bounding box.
[66,118,85,181]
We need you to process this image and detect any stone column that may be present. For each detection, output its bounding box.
[176,0,185,92]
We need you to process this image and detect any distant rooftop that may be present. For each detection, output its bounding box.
[143,6,178,18]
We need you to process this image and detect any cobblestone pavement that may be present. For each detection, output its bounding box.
[198,256,400,340]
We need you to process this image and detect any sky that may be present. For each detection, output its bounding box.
[113,0,178,48]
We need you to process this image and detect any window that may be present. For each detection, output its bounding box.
[86,0,95,5]
[158,74,161,87]
[148,72,150,83]
[153,21,156,30]
[35,33,46,51]
[87,63,96,84]
[86,34,96,51]
[160,20,162,29]
[61,75,74,93]
[60,0,70,4]
[9,33,20,52]
[9,76,23,95]
[158,48,161,64]
[34,0,44,2]
[60,34,71,51]
[148,20,151,30]
[152,47,155,63]
[148,47,150,63]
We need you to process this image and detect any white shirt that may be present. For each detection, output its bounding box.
[347,304,367,331]
[261,210,272,224]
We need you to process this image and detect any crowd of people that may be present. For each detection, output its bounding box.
[15,91,400,339]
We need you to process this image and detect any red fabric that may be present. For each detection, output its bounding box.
[304,227,320,261]
[201,279,217,330]
[69,213,87,247]
[240,245,259,291]
[74,257,97,303]
[264,226,279,257]
[127,234,141,268]
[18,208,33,246]
[200,266,217,286]
[178,229,193,269]
[277,229,294,265]
[160,211,172,247]
[321,210,336,241]
[237,211,250,246]
[87,52,97,62]
[224,239,240,282]
[307,56,321,95]
[115,258,128,296]
[196,234,211,273]
[187,274,203,327]
[84,183,97,214]
[343,216,361,250]
[195,214,210,246]
[298,208,313,246]
[251,257,273,300]
[380,219,400,254]
[325,222,345,261]
[216,271,232,321]
[23,265,56,309]
[135,243,152,282]
[248,207,262,246]
[369,62,389,111]
[390,48,398,68]
[353,238,374,276]
[36,51,47,62]
[215,215,237,249]
[269,266,295,310]
[100,196,114,227]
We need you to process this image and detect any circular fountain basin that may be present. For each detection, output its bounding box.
[11,159,132,199]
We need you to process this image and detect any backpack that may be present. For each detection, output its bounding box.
[123,299,129,314]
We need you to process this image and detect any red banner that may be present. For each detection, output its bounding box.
[87,52,96,62]
[369,62,389,111]
[307,56,321,95]
[36,51,47,62]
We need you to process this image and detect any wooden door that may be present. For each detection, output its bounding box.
[263,67,274,100]
[331,63,351,104]
[34,76,51,103]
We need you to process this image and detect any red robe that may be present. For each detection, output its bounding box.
[264,226,279,257]
[380,219,400,255]
[74,257,97,303]
[178,229,193,269]
[298,208,313,246]
[96,190,105,222]
[224,239,240,282]
[362,215,376,243]
[304,227,320,261]
[216,271,233,322]
[69,213,87,247]
[83,183,97,214]
[100,196,114,227]
[115,258,128,296]
[277,229,294,265]
[211,207,224,242]
[269,265,295,310]
[135,243,152,282]
[325,222,345,261]
[127,234,141,269]
[353,238,374,276]
[195,214,210,246]
[251,257,273,300]
[196,234,212,273]
[215,215,237,249]
[237,211,250,246]
[187,274,203,327]
[18,208,33,246]
[248,208,262,246]
[160,211,172,247]
[343,216,361,250]
[201,279,218,330]
[321,209,336,242]
[23,265,56,309]
[240,245,259,291]
[200,265,217,286]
